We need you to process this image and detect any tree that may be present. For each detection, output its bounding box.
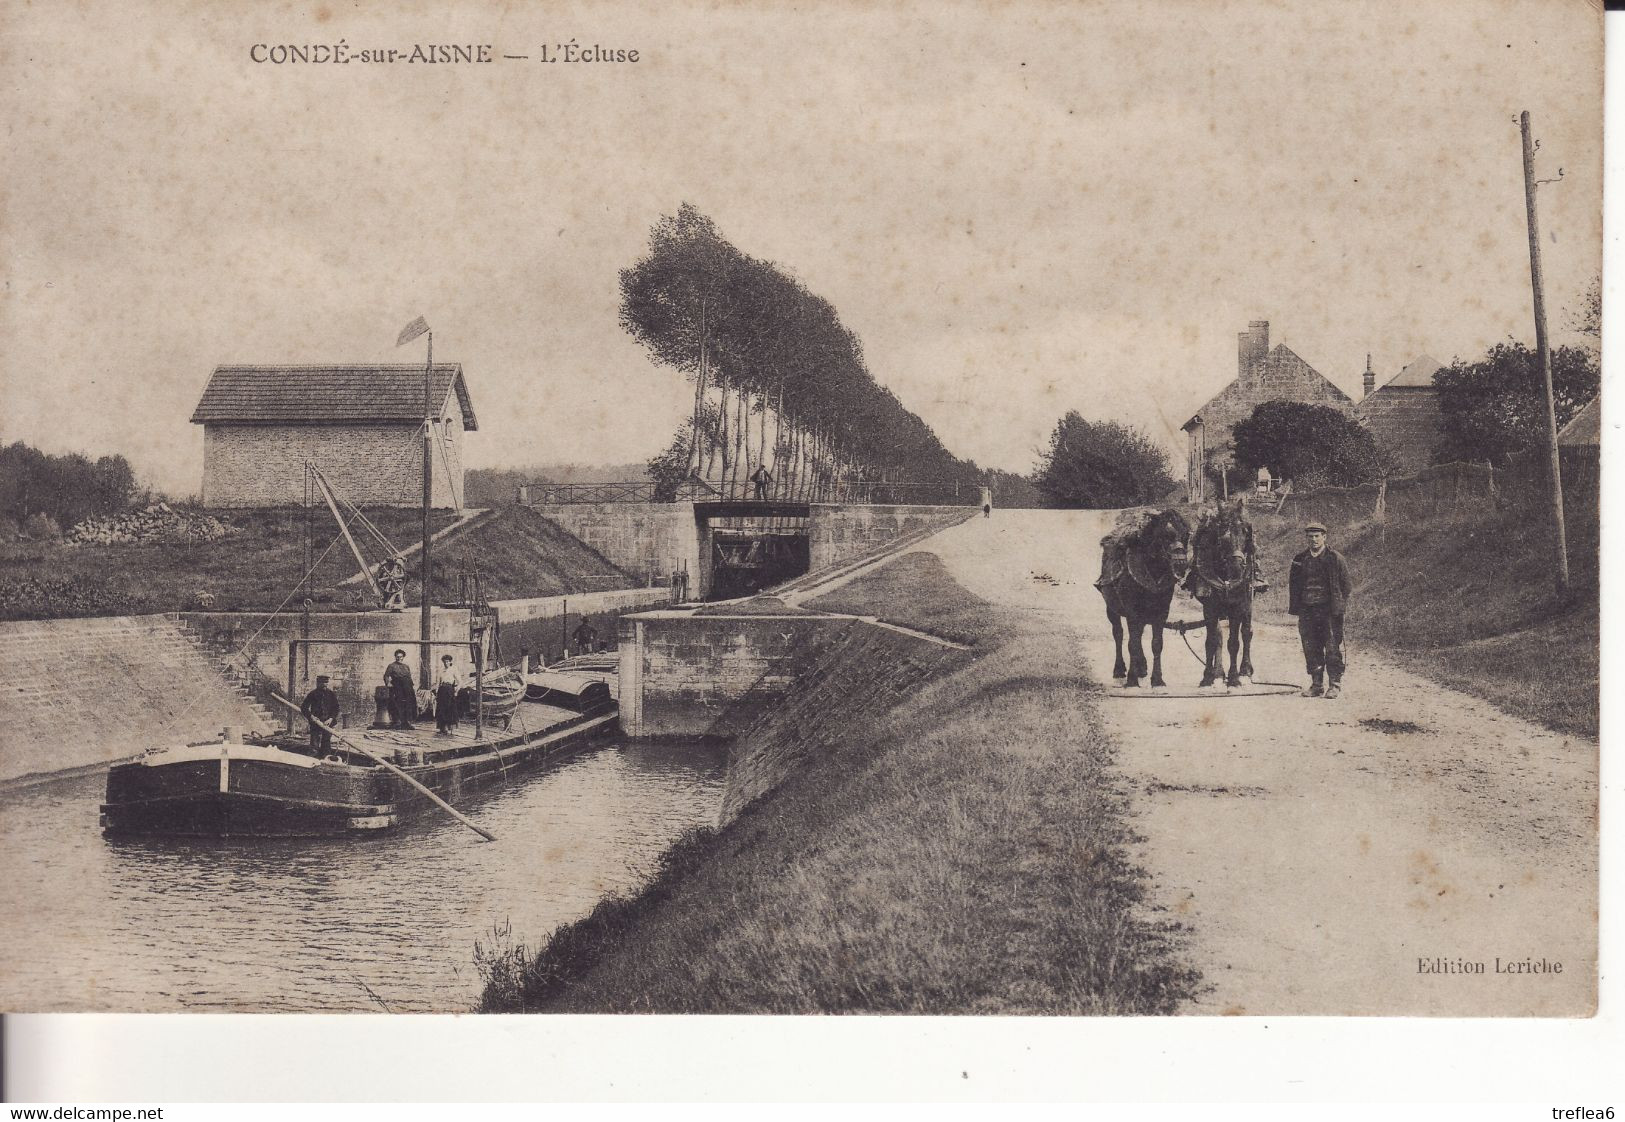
[1230,401,1386,488]
[0,442,138,528]
[622,204,983,500]
[1034,412,1175,509]
[1433,339,1599,464]
[1565,275,1600,339]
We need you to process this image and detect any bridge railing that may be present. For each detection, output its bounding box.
[517,479,976,506]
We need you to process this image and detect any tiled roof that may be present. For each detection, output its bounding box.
[190,365,477,429]
[1379,355,1443,390]
[1558,396,1600,445]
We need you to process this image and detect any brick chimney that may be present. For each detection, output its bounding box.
[1362,353,1376,398]
[1237,320,1269,380]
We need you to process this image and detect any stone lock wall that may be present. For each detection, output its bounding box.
[181,606,476,730]
[0,614,274,784]
[616,612,860,739]
[535,504,703,589]
[493,587,674,668]
[805,504,971,572]
[202,422,464,509]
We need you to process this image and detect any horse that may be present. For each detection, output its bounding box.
[1095,509,1192,689]
[1187,501,1257,688]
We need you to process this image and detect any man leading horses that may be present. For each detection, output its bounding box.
[1288,520,1354,699]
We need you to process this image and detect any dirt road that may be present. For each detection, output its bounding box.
[927,509,1596,1015]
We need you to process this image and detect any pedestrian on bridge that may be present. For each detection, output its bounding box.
[1288,521,1353,699]
[749,464,773,500]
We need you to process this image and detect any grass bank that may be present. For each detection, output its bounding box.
[476,551,1198,1013]
[0,506,633,619]
[1251,496,1598,738]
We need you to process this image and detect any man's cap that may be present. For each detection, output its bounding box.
[316,675,330,683]
[1304,521,1327,533]
[394,649,406,657]
[441,654,454,662]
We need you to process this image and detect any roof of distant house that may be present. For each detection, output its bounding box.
[1182,342,1352,429]
[1376,355,1443,391]
[190,365,477,429]
[1558,395,1600,446]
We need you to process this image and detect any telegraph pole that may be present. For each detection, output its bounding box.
[421,330,435,687]
[1519,110,1569,595]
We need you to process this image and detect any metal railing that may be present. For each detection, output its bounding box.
[517,478,974,506]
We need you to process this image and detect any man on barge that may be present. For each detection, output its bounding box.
[300,675,340,755]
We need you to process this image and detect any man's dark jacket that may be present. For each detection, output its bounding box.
[300,686,340,723]
[1287,547,1353,616]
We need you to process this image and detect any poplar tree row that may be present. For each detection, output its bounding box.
[620,205,973,501]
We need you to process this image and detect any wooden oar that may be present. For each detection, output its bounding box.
[270,693,496,843]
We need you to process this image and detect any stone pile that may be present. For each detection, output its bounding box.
[67,503,237,545]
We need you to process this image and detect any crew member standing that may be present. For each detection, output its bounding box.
[383,649,417,729]
[434,654,461,736]
[1288,521,1354,699]
[300,674,340,755]
[572,618,599,656]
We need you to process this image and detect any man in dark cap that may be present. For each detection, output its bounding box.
[383,649,416,729]
[300,674,341,755]
[571,618,599,656]
[1288,520,1354,699]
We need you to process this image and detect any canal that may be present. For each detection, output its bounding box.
[0,739,728,1012]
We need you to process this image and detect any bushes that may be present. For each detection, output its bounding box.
[0,576,150,620]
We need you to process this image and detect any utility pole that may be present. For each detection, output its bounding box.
[421,330,435,687]
[1519,110,1570,595]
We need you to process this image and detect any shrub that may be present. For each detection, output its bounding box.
[23,513,62,541]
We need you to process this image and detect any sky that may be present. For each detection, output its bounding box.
[1,0,1604,496]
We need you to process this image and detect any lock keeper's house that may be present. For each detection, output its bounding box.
[189,364,477,509]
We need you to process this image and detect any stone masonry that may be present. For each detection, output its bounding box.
[202,421,463,508]
[1184,321,1356,499]
[0,614,275,784]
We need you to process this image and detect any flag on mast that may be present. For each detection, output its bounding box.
[397,316,430,347]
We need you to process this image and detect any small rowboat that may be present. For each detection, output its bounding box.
[469,666,525,730]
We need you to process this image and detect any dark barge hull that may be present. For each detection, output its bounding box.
[100,710,617,838]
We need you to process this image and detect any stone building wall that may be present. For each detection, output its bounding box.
[201,422,464,508]
[1356,388,1445,475]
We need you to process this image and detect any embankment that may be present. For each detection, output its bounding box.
[1250,457,1599,737]
[477,551,1198,1014]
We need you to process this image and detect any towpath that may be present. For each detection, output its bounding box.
[923,509,1596,1015]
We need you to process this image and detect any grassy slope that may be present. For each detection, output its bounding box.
[1251,498,1598,738]
[0,506,634,618]
[476,552,1198,1014]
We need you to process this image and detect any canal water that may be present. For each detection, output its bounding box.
[0,740,729,1012]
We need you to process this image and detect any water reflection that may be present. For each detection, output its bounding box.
[0,740,728,1012]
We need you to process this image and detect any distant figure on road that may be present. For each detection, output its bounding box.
[300,674,340,755]
[749,464,773,500]
[1288,520,1354,699]
[979,485,993,519]
[383,649,416,729]
[572,618,599,656]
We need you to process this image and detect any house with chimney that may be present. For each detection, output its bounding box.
[1181,321,1355,501]
[190,364,476,508]
[1354,354,1446,474]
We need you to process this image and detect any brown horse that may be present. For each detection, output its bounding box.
[1096,509,1191,688]
[1186,502,1257,688]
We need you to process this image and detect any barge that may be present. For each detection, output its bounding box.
[100,703,616,838]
